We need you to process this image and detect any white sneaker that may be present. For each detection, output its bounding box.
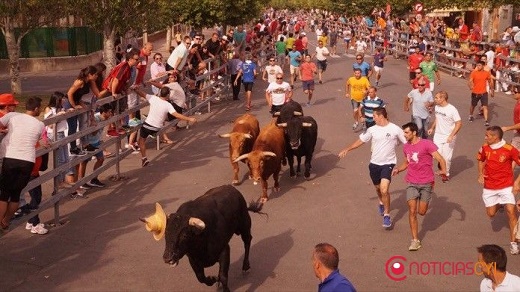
[511,242,519,255]
[31,223,48,235]
[25,223,33,230]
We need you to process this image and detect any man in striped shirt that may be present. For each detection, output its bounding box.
[360,86,385,130]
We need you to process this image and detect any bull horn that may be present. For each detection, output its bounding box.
[261,151,277,157]
[233,153,249,163]
[302,122,312,127]
[277,123,287,127]
[189,217,206,230]
[273,112,281,116]
[243,133,252,139]
[219,133,231,138]
[293,111,303,116]
[140,203,167,241]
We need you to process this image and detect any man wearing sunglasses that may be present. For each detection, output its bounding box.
[265,74,292,115]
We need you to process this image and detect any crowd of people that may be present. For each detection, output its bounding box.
[3,7,520,290]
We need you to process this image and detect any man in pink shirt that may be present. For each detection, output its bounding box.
[300,55,317,106]
[392,122,446,251]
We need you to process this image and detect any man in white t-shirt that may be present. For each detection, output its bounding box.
[339,107,406,229]
[166,36,191,72]
[315,27,323,41]
[132,87,196,167]
[312,40,330,84]
[355,37,368,54]
[262,57,283,84]
[265,73,292,115]
[0,96,45,230]
[478,244,520,291]
[427,91,462,182]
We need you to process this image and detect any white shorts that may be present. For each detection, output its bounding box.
[127,91,139,108]
[429,82,435,92]
[290,65,299,75]
[374,66,383,73]
[482,187,516,207]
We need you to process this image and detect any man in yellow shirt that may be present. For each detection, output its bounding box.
[346,68,371,130]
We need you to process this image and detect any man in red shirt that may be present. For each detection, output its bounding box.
[477,126,520,255]
[408,47,424,86]
[458,18,469,41]
[468,61,494,125]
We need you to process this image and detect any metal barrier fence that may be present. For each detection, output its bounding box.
[1,56,231,236]
[329,21,520,90]
[0,27,103,59]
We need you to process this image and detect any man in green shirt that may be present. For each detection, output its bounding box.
[419,52,441,92]
[275,36,287,66]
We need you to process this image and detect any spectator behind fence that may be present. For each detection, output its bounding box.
[0,97,45,231]
[166,36,191,73]
[64,66,105,156]
[43,92,76,190]
[312,243,357,292]
[150,53,167,95]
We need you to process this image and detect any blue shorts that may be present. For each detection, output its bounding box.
[302,80,315,91]
[368,163,395,185]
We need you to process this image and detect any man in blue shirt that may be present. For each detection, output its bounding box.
[234,54,257,111]
[372,48,387,86]
[287,45,302,89]
[312,243,357,292]
[352,53,372,80]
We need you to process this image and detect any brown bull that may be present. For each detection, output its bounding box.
[219,114,260,185]
[234,120,285,203]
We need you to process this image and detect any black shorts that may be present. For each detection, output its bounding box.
[368,163,395,185]
[471,92,489,107]
[270,104,284,115]
[140,123,160,139]
[409,72,416,80]
[317,60,327,71]
[0,158,34,203]
[243,82,254,92]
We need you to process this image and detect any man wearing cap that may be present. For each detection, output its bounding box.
[0,93,19,171]
[408,48,424,86]
[0,97,45,230]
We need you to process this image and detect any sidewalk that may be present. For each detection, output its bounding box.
[0,34,171,95]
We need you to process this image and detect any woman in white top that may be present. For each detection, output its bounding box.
[150,53,167,94]
[43,92,74,189]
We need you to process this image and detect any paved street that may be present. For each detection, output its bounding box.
[1,35,520,291]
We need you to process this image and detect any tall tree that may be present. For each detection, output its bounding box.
[68,0,161,74]
[0,0,64,94]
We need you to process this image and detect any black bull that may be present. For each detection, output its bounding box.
[278,115,318,178]
[141,185,264,292]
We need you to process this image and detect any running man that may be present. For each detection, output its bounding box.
[339,107,406,229]
[372,48,387,87]
[346,68,371,131]
[392,122,446,251]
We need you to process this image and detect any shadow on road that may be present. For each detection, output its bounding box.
[231,229,294,292]
[419,195,466,240]
[450,155,474,178]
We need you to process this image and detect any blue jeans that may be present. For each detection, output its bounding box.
[412,116,430,139]
[48,131,73,182]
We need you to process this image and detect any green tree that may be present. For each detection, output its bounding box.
[0,0,64,94]
[67,0,162,74]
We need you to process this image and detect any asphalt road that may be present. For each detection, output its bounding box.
[1,34,520,291]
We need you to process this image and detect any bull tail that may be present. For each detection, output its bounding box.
[248,200,268,219]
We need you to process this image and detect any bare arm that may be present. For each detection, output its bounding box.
[432,151,447,175]
[67,80,84,108]
[338,139,365,158]
[447,120,462,143]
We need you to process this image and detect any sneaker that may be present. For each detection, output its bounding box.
[484,121,490,127]
[409,239,422,251]
[319,80,323,84]
[383,215,392,228]
[506,91,513,95]
[125,143,140,152]
[107,129,120,137]
[70,147,87,156]
[128,118,142,127]
[511,242,519,255]
[80,184,91,190]
[148,134,157,139]
[142,157,150,167]
[30,223,48,235]
[352,122,358,130]
[378,204,384,216]
[83,144,98,153]
[468,116,474,122]
[87,178,105,188]
[25,223,33,230]
[441,174,450,183]
[306,102,311,107]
